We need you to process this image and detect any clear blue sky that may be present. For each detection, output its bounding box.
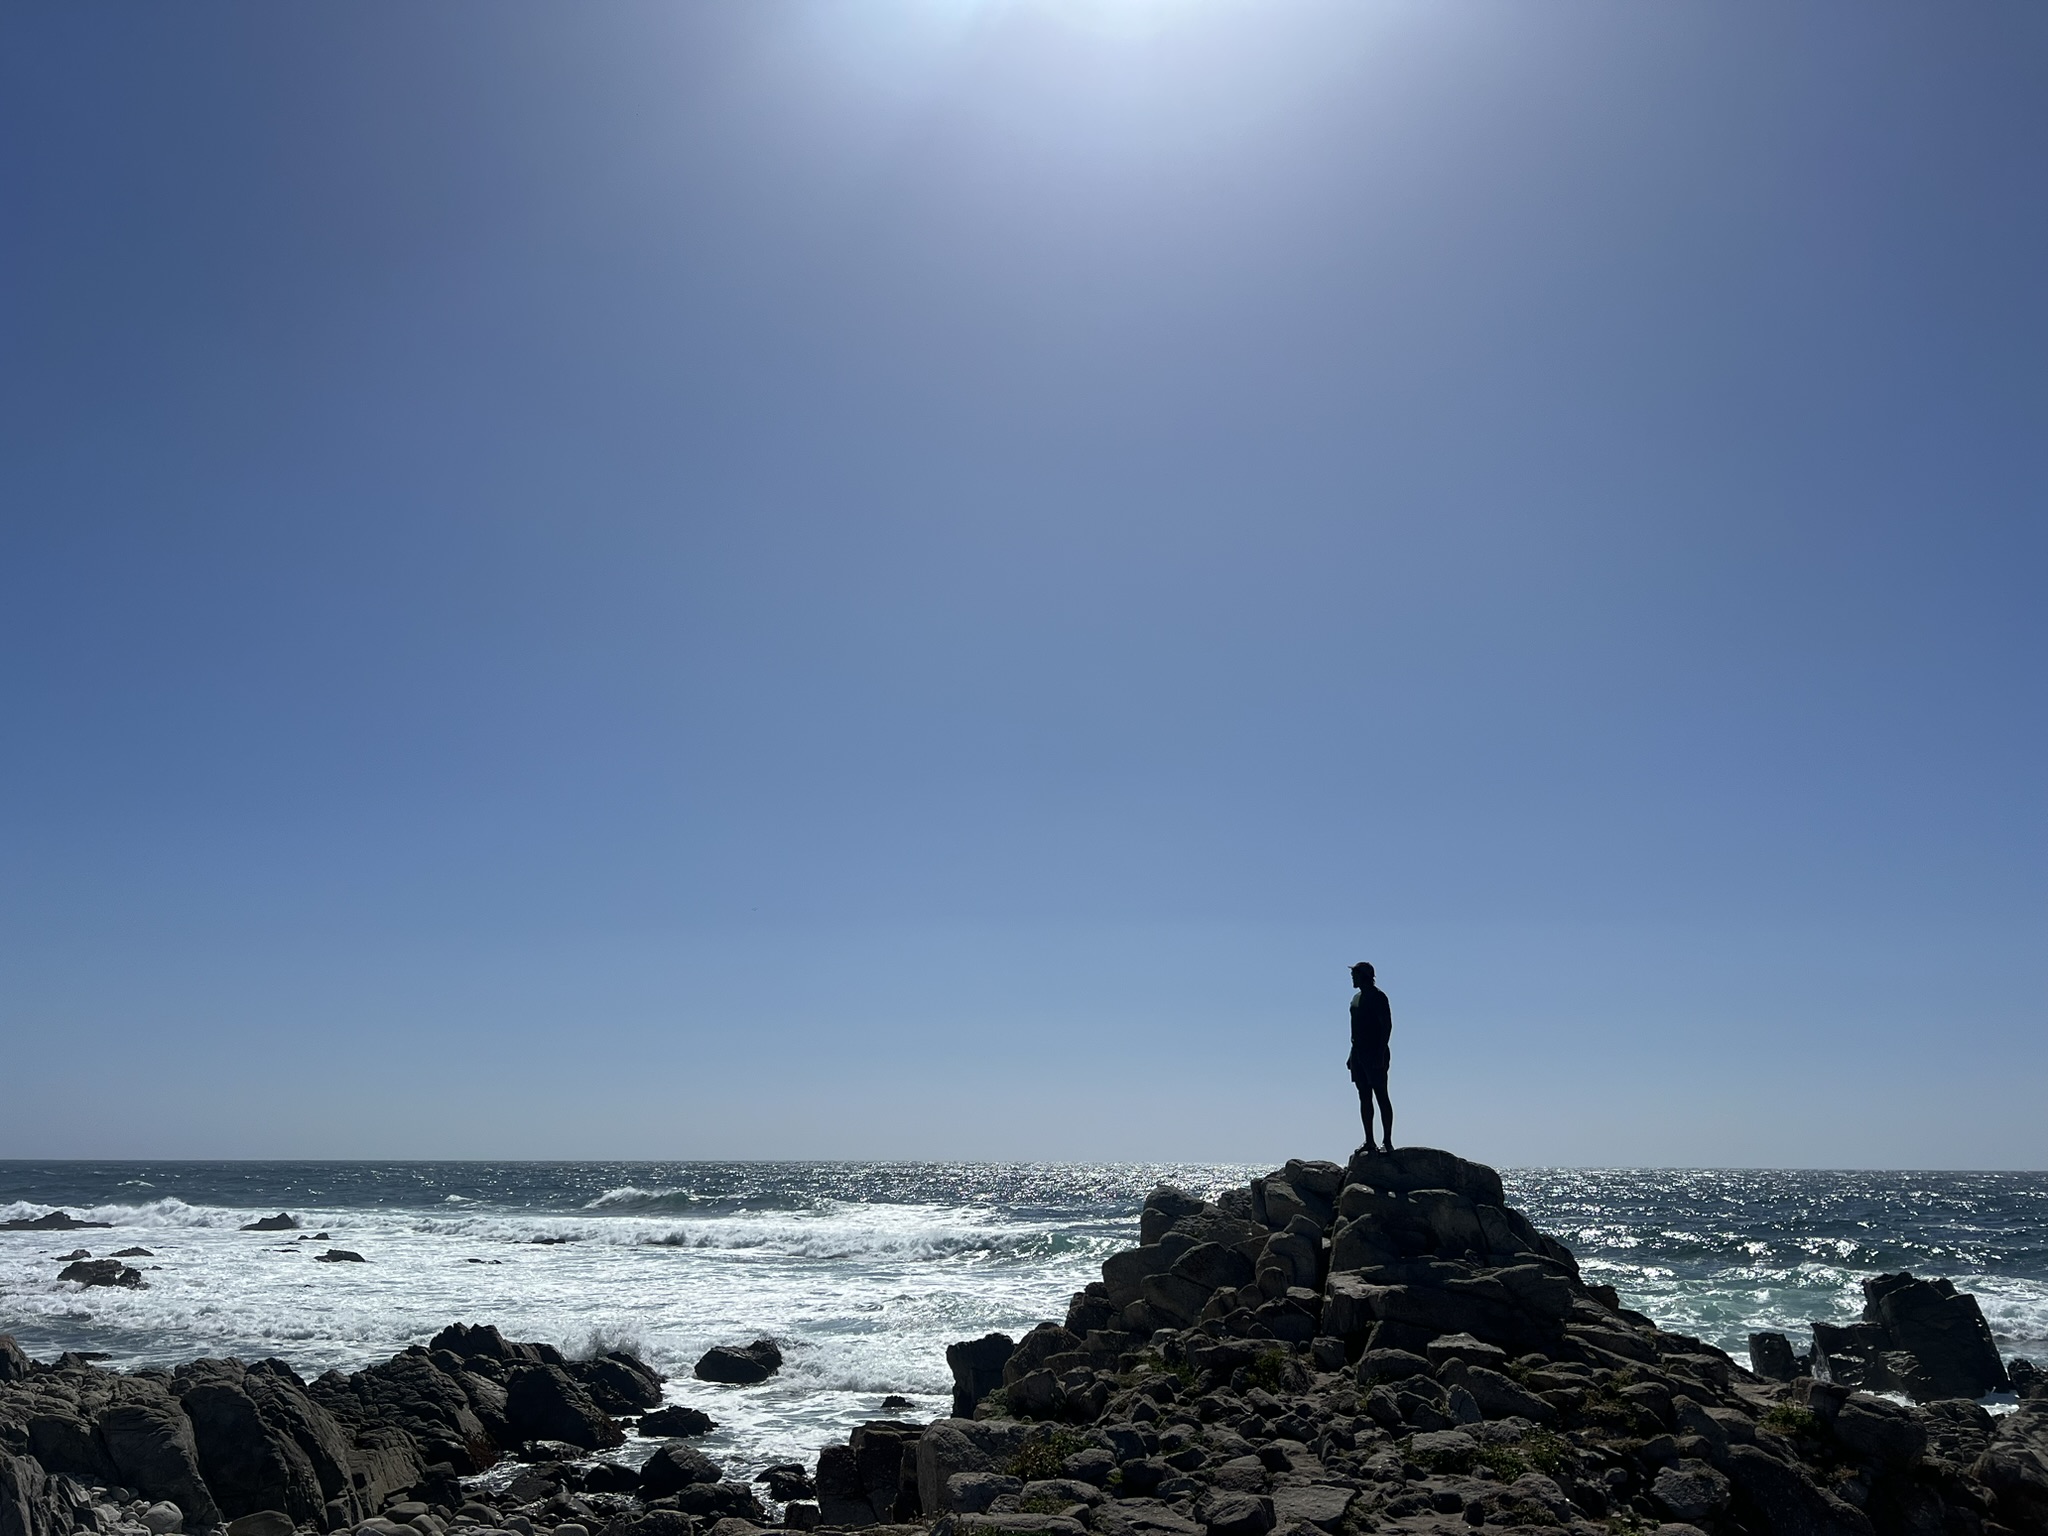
[2,2,2042,1166]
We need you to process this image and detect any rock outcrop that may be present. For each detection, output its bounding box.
[806,1145,2045,1536]
[0,1327,665,1536]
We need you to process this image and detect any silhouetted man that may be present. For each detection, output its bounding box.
[1349,962,1393,1152]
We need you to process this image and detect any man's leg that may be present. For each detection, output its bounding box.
[1374,1083,1394,1150]
[1356,1081,1377,1150]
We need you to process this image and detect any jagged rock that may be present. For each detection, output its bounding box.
[757,1463,814,1501]
[1,1450,92,1536]
[0,1343,29,1386]
[1140,1189,1209,1247]
[815,1420,921,1526]
[692,1342,781,1387]
[0,1213,111,1232]
[574,1354,664,1416]
[1750,1331,1799,1381]
[638,1444,723,1496]
[1201,1491,1275,1536]
[57,1260,144,1289]
[915,1421,1029,1514]
[672,1483,764,1522]
[638,1405,717,1438]
[174,1357,359,1524]
[311,1250,365,1264]
[239,1216,299,1233]
[946,1336,1015,1419]
[1862,1273,2009,1400]
[504,1365,623,1451]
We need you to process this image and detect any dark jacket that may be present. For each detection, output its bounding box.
[1348,985,1392,1079]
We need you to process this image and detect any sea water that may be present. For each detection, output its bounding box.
[2,1162,2043,1485]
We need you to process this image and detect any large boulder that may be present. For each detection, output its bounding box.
[692,1341,782,1386]
[1863,1273,2009,1400]
[504,1365,624,1451]
[1343,1147,1506,1207]
[638,1444,723,1496]
[574,1353,664,1415]
[945,1335,1015,1419]
[916,1420,1030,1515]
[0,1451,94,1536]
[98,1387,222,1528]
[816,1421,921,1526]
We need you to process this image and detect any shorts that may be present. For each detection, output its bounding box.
[1352,1061,1389,1091]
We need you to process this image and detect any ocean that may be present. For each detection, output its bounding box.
[3,1161,2043,1487]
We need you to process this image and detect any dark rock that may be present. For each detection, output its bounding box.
[915,1420,1031,1515]
[640,1445,724,1496]
[758,1464,814,1501]
[1831,1393,1928,1466]
[1202,1491,1275,1536]
[947,1335,1016,1419]
[1141,1188,1209,1247]
[240,1216,300,1233]
[575,1354,665,1415]
[639,1406,718,1438]
[222,1511,293,1536]
[58,1260,145,1289]
[112,1248,154,1259]
[583,1462,642,1494]
[672,1483,764,1522]
[1343,1148,1505,1208]
[0,1212,111,1232]
[1,1448,94,1536]
[1652,1461,1731,1525]
[1724,1444,1874,1536]
[311,1250,365,1264]
[692,1341,782,1386]
[1862,1273,2009,1401]
[1750,1332,1799,1381]
[0,1340,30,1385]
[506,1365,625,1451]
[98,1387,223,1528]
[816,1421,922,1526]
[602,1510,699,1536]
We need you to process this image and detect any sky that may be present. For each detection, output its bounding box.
[1,1,2042,1167]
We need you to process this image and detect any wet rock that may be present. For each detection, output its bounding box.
[639,1446,723,1498]
[505,1366,624,1452]
[312,1251,366,1264]
[239,1216,299,1233]
[57,1261,145,1289]
[0,1212,111,1232]
[573,1355,664,1417]
[756,1465,813,1502]
[691,1343,781,1387]
[638,1407,716,1439]
[1750,1332,1799,1381]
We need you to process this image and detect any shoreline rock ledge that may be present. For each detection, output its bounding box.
[810,1145,2048,1536]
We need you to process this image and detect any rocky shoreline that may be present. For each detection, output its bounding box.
[5,1147,2045,1536]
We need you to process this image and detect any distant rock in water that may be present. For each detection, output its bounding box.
[111,1247,154,1258]
[57,1259,145,1289]
[693,1339,783,1385]
[311,1249,365,1263]
[1,1210,111,1231]
[239,1213,299,1232]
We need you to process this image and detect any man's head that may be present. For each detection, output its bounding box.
[1351,962,1375,985]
